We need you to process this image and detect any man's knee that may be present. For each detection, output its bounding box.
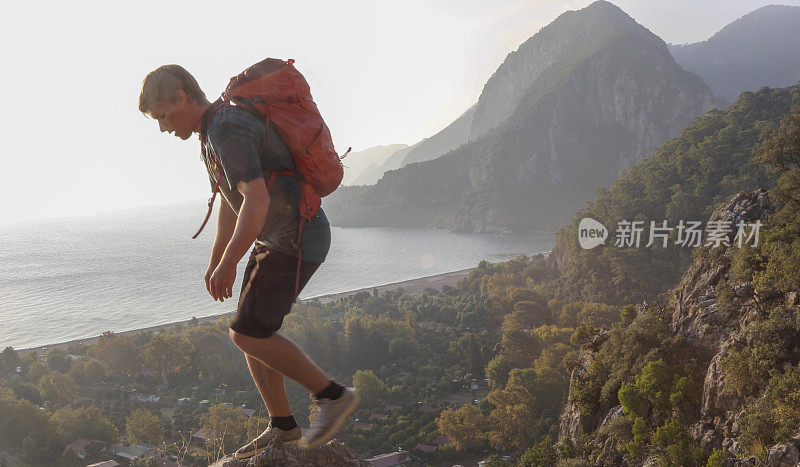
[229,327,276,350]
[229,327,245,348]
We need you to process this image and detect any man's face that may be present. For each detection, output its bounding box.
[148,91,195,140]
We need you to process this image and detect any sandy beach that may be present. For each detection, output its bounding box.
[18,267,475,356]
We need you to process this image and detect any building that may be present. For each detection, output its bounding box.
[136,394,161,403]
[368,413,389,421]
[66,438,106,459]
[365,452,412,466]
[109,444,158,464]
[191,429,207,446]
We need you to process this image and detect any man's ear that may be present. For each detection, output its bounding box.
[176,89,187,107]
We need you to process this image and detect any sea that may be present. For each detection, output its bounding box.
[0,200,556,350]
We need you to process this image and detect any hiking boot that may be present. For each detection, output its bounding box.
[300,387,360,448]
[234,423,302,459]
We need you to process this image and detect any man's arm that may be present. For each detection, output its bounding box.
[208,177,270,301]
[205,197,237,296]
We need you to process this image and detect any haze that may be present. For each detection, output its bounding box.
[1,0,796,224]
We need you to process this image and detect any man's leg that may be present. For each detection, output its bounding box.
[232,329,330,395]
[230,250,359,449]
[244,354,292,417]
[233,352,303,459]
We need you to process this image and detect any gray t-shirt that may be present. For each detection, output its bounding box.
[201,105,331,264]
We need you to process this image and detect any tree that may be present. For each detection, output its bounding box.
[485,354,511,389]
[38,372,80,407]
[27,361,48,382]
[0,347,18,377]
[11,382,42,405]
[747,106,800,295]
[626,416,648,459]
[0,389,62,462]
[620,305,637,325]
[60,447,82,466]
[68,359,86,382]
[46,349,70,373]
[51,406,117,443]
[126,408,164,445]
[143,332,193,382]
[185,325,229,383]
[652,418,693,466]
[448,333,484,376]
[752,104,800,172]
[618,359,685,419]
[202,404,246,453]
[344,318,370,369]
[518,435,558,466]
[486,368,561,449]
[352,369,386,409]
[84,358,107,383]
[435,404,488,451]
[92,331,141,377]
[500,312,540,367]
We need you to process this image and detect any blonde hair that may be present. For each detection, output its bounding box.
[138,64,207,115]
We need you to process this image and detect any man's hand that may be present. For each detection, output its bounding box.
[206,198,236,300]
[206,177,268,302]
[208,260,237,301]
[204,262,219,297]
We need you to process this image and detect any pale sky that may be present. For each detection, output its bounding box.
[1,0,797,224]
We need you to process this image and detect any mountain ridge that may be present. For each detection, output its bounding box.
[324,0,716,234]
[669,4,800,105]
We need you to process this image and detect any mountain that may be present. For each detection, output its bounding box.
[542,84,795,306]
[341,144,408,186]
[351,142,420,186]
[352,105,478,186]
[399,105,477,166]
[669,5,800,105]
[466,82,800,464]
[324,0,717,233]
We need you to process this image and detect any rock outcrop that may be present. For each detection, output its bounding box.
[559,352,593,442]
[558,187,800,465]
[669,188,780,453]
[209,439,370,467]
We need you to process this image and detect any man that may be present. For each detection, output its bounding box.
[138,64,359,457]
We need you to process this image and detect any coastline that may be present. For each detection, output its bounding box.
[18,267,476,357]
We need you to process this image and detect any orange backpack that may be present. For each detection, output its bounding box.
[196,58,349,301]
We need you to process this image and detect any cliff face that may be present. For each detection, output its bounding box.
[324,0,716,233]
[670,188,800,466]
[558,188,800,466]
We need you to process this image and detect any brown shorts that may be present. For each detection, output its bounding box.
[230,244,320,338]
